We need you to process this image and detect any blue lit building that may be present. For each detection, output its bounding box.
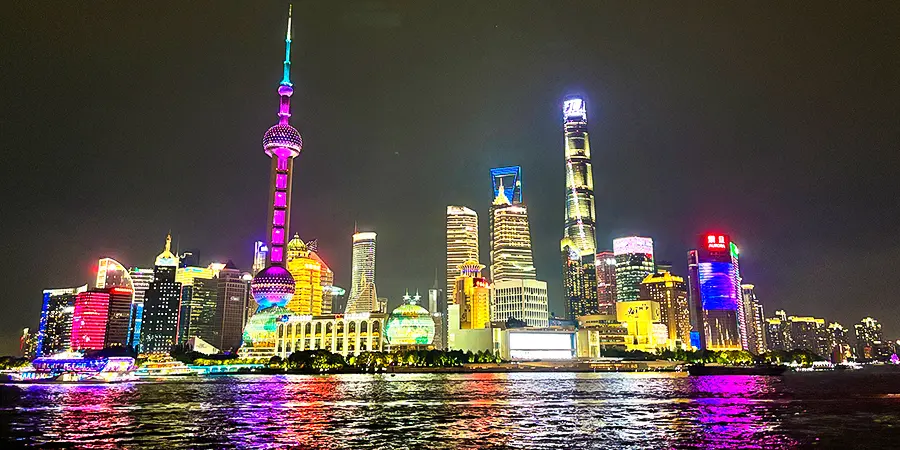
[490,166,523,205]
[37,285,87,356]
[687,234,745,350]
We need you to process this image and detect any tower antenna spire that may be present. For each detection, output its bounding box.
[281,4,293,87]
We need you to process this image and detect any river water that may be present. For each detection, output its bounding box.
[1,371,899,448]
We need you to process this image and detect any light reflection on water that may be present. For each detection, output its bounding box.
[2,372,899,448]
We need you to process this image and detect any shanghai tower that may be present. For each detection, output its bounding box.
[242,7,302,358]
[560,96,599,320]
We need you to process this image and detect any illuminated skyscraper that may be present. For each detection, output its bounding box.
[559,97,599,320]
[346,231,378,313]
[687,234,743,350]
[613,237,655,302]
[446,206,479,302]
[490,178,536,282]
[595,251,617,315]
[214,265,249,352]
[285,233,324,315]
[561,97,597,256]
[490,279,549,328]
[561,238,598,319]
[127,268,153,349]
[252,241,268,276]
[640,271,691,348]
[828,322,854,363]
[37,284,87,356]
[70,287,133,351]
[854,317,889,361]
[741,284,767,354]
[141,234,183,354]
[452,261,491,329]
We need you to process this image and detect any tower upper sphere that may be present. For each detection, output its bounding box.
[263,124,302,157]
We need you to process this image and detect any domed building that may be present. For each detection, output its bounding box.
[384,291,435,349]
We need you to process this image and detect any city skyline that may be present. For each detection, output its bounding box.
[1,2,898,354]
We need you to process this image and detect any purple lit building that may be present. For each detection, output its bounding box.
[687,234,745,350]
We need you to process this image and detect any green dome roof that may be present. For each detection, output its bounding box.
[384,303,435,346]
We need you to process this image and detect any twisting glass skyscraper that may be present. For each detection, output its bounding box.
[560,97,599,319]
[241,7,302,358]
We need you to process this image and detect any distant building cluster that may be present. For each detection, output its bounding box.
[18,10,896,366]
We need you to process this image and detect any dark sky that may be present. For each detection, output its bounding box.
[1,2,898,355]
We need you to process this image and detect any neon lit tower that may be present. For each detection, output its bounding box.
[249,6,301,311]
[560,96,599,320]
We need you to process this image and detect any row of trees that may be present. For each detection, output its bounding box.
[600,347,825,365]
[267,349,503,373]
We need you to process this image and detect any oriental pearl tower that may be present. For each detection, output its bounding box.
[241,6,301,356]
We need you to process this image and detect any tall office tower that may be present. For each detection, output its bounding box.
[764,315,790,352]
[561,97,597,257]
[428,278,445,350]
[854,317,887,360]
[741,284,767,354]
[141,234,183,354]
[490,279,549,328]
[446,206,479,302]
[452,261,491,329]
[785,315,830,357]
[345,231,378,313]
[613,237,655,302]
[561,239,598,319]
[127,268,153,349]
[640,271,691,347]
[105,287,134,348]
[490,179,536,282]
[215,265,250,352]
[559,97,599,321]
[252,241,268,276]
[179,277,219,346]
[285,234,324,315]
[687,234,743,350]
[595,251,617,315]
[70,287,132,351]
[37,285,86,356]
[828,322,854,363]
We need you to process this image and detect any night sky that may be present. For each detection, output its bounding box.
[1,2,898,355]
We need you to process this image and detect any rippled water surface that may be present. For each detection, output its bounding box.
[2,371,900,448]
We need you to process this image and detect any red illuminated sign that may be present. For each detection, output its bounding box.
[110,287,134,295]
[706,234,729,251]
[706,234,730,252]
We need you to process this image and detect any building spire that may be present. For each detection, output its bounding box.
[276,5,295,125]
[281,4,293,87]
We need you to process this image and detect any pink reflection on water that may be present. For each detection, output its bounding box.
[688,375,800,448]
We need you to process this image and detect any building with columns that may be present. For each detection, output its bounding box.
[274,312,387,358]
